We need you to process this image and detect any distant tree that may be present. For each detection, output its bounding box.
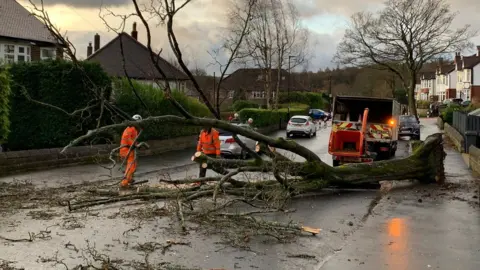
[334,0,476,117]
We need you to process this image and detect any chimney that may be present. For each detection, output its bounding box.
[131,22,138,40]
[94,33,100,52]
[454,53,461,70]
[87,42,93,57]
[477,45,480,57]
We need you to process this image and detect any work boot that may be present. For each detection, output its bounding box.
[120,179,130,188]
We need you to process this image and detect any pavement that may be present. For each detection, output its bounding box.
[0,118,479,270]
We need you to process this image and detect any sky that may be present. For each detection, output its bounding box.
[19,0,480,74]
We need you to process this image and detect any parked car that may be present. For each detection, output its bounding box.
[443,98,463,105]
[398,115,420,140]
[218,124,257,159]
[308,109,325,121]
[286,115,317,138]
[461,100,471,107]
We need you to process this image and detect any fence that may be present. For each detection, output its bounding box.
[452,111,480,153]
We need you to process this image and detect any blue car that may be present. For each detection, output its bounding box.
[309,109,325,120]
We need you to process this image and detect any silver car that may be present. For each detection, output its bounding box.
[219,124,257,159]
[286,115,317,138]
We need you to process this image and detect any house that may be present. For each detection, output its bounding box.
[0,0,63,64]
[221,68,307,103]
[419,70,436,101]
[414,74,421,100]
[87,22,189,92]
[185,75,225,101]
[435,60,456,102]
[454,47,480,102]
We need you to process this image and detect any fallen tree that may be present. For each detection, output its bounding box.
[63,115,445,207]
[29,0,446,245]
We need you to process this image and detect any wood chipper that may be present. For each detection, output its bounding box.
[328,108,372,166]
[328,96,400,166]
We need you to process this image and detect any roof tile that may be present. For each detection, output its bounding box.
[87,33,188,80]
[0,0,59,44]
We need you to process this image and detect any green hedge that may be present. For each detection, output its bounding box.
[416,100,430,109]
[232,100,259,112]
[238,107,309,128]
[0,67,11,144]
[7,60,112,150]
[278,92,327,109]
[441,104,462,124]
[113,78,211,140]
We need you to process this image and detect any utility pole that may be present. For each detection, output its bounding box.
[328,73,332,111]
[288,55,295,119]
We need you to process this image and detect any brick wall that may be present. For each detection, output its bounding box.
[0,124,282,176]
[0,135,197,177]
[469,145,480,175]
[437,117,444,130]
[444,123,465,152]
[446,89,456,99]
[31,45,40,61]
[471,86,480,103]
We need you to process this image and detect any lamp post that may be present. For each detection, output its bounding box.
[288,55,295,118]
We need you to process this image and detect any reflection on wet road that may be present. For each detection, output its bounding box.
[386,218,409,270]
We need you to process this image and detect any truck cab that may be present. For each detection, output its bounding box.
[328,96,400,166]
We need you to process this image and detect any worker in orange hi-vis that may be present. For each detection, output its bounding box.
[120,114,143,188]
[196,124,222,185]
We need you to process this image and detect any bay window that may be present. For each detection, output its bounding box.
[0,44,31,63]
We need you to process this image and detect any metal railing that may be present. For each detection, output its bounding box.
[452,111,480,152]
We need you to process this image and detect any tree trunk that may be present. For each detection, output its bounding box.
[192,133,445,192]
[409,72,418,117]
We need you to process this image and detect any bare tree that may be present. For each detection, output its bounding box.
[228,0,310,109]
[271,0,310,108]
[334,0,476,117]
[210,0,257,113]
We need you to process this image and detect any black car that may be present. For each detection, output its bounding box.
[398,115,420,140]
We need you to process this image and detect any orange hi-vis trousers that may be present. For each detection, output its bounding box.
[120,150,137,187]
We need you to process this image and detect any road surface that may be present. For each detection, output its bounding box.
[0,118,479,270]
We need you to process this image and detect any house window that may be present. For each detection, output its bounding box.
[282,76,285,80]
[227,91,234,99]
[257,75,263,81]
[40,48,56,60]
[464,69,470,82]
[252,91,265,99]
[3,45,15,64]
[1,44,31,63]
[17,46,31,62]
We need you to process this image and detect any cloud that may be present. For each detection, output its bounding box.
[19,0,480,74]
[30,0,130,8]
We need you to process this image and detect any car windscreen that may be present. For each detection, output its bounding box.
[400,116,417,123]
[219,125,250,136]
[290,118,307,123]
[218,129,233,136]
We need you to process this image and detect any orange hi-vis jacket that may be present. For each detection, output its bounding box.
[197,129,221,156]
[120,126,139,156]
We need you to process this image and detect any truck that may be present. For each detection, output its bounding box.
[328,96,401,166]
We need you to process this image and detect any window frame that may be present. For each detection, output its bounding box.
[40,47,56,60]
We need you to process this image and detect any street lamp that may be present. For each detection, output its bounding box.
[288,55,295,118]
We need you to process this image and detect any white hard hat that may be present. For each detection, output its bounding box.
[248,118,253,123]
[132,114,142,121]
[234,113,239,118]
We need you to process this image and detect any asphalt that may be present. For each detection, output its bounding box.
[0,118,479,270]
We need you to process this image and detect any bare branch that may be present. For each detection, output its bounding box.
[334,0,477,116]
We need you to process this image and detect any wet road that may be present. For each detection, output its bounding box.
[0,121,411,186]
[1,119,479,270]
